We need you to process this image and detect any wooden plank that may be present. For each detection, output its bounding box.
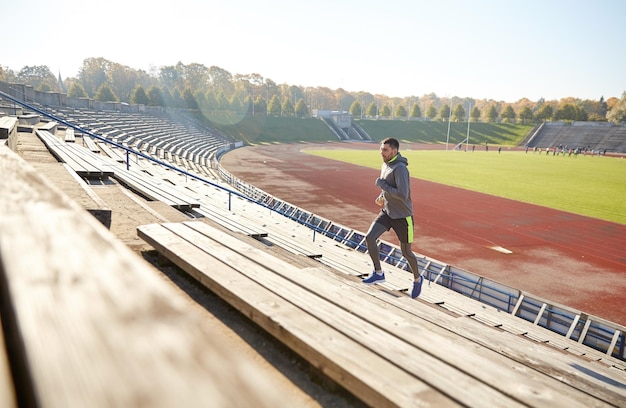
[141,221,619,407]
[0,146,283,408]
[196,205,268,238]
[35,130,113,179]
[0,316,17,408]
[179,221,626,407]
[64,128,75,142]
[313,267,626,406]
[83,136,100,153]
[37,121,57,134]
[97,142,126,163]
[137,222,457,408]
[111,164,200,210]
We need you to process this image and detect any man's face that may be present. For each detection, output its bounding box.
[380,143,397,163]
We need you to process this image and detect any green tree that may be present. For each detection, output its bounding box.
[202,90,218,111]
[161,88,174,107]
[229,95,243,112]
[607,91,626,123]
[94,83,118,102]
[426,104,437,119]
[535,104,553,122]
[574,105,588,121]
[471,106,481,122]
[17,65,56,92]
[147,86,165,106]
[501,105,516,122]
[555,104,576,121]
[439,104,451,121]
[395,104,407,119]
[519,106,534,124]
[268,95,281,116]
[107,62,136,102]
[215,91,229,110]
[208,65,234,96]
[67,82,88,98]
[295,98,308,117]
[78,57,110,97]
[452,104,466,122]
[349,100,362,117]
[379,104,391,117]
[183,88,199,110]
[366,102,378,117]
[281,97,295,116]
[254,96,267,115]
[486,105,499,122]
[173,88,186,108]
[159,64,184,91]
[183,62,210,91]
[131,85,149,105]
[409,103,421,119]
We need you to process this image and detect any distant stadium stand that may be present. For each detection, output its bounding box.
[527,121,626,154]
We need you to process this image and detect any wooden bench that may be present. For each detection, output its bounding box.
[37,120,57,134]
[82,136,100,152]
[36,129,114,179]
[195,205,268,239]
[0,116,17,139]
[137,220,626,407]
[64,127,76,142]
[97,142,127,163]
[105,156,200,210]
[0,145,283,408]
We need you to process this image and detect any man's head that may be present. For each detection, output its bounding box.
[380,137,400,163]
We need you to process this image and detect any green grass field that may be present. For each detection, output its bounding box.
[305,148,626,225]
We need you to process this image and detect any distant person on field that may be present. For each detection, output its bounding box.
[362,138,423,298]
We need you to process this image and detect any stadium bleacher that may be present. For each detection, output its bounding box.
[1,88,625,406]
[527,121,626,154]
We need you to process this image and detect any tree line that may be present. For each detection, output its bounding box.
[1,58,625,123]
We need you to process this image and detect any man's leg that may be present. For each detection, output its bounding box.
[365,221,387,272]
[400,242,420,280]
[393,216,424,298]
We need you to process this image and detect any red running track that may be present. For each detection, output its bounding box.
[221,142,626,326]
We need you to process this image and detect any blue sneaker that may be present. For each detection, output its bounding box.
[362,271,385,284]
[411,275,424,298]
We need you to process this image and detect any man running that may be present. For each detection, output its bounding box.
[361,137,423,298]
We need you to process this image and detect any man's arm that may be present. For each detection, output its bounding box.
[375,165,410,200]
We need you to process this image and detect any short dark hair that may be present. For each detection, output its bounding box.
[381,137,399,150]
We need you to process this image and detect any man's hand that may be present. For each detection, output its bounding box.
[375,194,384,207]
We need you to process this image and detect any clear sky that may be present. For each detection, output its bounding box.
[2,0,625,102]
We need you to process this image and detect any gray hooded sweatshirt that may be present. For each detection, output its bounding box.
[375,152,413,219]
